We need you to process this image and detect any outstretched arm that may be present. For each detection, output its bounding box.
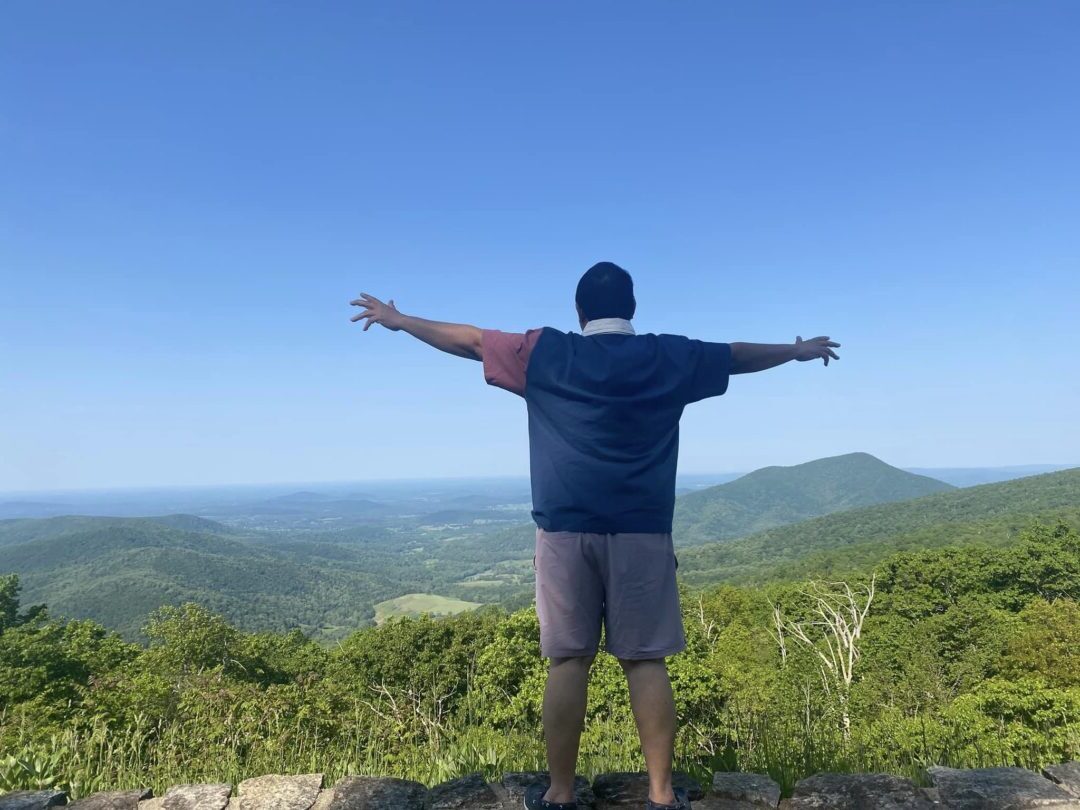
[350,293,483,361]
[730,336,839,374]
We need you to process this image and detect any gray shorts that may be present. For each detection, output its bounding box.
[533,528,686,660]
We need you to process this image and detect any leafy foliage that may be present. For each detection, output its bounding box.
[1,522,1077,798]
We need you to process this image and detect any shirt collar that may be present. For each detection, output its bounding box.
[581,317,636,337]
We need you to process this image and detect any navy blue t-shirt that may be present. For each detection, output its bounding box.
[481,327,732,534]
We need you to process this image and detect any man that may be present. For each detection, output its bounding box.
[350,262,839,810]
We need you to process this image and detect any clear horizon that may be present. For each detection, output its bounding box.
[3,458,1077,498]
[3,3,1079,491]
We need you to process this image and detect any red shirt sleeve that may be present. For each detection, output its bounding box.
[481,328,544,396]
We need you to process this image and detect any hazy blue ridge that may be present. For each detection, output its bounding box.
[903,464,1079,487]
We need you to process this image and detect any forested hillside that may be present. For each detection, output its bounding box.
[676,466,1080,585]
[1,522,1076,800]
[672,452,952,545]
[1,463,1077,640]
[0,515,235,547]
[0,515,536,640]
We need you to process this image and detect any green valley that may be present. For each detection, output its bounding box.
[2,455,1076,643]
[374,593,484,624]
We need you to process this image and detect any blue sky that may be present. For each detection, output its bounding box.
[2,2,1078,491]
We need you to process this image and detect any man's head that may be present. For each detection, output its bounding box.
[575,261,636,328]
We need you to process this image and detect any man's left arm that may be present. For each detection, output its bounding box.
[350,293,483,360]
[730,336,840,373]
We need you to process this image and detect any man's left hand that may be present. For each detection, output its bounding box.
[794,335,840,365]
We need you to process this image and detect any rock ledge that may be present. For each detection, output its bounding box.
[2,762,1077,810]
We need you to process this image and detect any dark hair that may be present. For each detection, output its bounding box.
[575,261,636,321]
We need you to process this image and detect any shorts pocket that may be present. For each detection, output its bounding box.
[674,553,679,570]
[532,554,537,571]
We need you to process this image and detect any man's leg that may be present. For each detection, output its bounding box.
[619,657,678,806]
[600,533,685,805]
[534,529,604,804]
[542,654,595,803]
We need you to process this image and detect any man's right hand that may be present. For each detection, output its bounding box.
[794,335,841,365]
[350,293,404,331]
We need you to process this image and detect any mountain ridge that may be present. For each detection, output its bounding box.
[675,465,1080,585]
[672,452,952,544]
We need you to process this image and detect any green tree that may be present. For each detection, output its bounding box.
[142,603,248,679]
[999,598,1080,687]
[0,574,46,632]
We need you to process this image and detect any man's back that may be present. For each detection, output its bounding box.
[515,327,732,533]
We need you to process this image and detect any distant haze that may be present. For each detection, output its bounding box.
[902,465,1078,487]
[1,456,1075,521]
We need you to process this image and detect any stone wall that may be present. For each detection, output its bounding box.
[2,762,1078,810]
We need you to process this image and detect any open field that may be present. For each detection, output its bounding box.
[373,592,483,624]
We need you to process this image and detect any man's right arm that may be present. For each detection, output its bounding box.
[730,336,840,374]
[350,293,483,360]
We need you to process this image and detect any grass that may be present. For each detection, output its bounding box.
[5,704,1075,801]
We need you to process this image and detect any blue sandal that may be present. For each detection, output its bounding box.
[645,786,692,810]
[524,782,578,810]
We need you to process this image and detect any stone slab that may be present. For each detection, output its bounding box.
[237,775,323,810]
[0,792,67,810]
[591,772,703,807]
[323,777,426,810]
[160,785,232,810]
[1043,764,1080,799]
[928,766,1079,809]
[69,790,152,810]
[789,773,935,809]
[710,773,782,808]
[500,772,595,808]
[428,774,500,810]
